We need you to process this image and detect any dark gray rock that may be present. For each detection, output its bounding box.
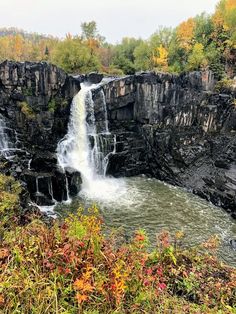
[86,72,103,84]
[1,61,236,220]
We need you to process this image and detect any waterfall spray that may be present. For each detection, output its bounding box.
[0,114,17,160]
[57,82,124,202]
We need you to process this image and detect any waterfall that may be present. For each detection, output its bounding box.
[0,114,16,160]
[57,82,125,202]
[48,178,57,204]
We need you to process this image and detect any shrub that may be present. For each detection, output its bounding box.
[19,101,36,119]
[48,98,56,112]
[0,174,22,237]
[215,77,234,92]
[0,205,235,313]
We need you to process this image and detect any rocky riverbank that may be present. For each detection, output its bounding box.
[0,60,236,218]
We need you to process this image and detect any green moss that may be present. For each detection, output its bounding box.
[22,87,33,96]
[48,98,68,112]
[19,101,36,119]
[215,78,234,92]
[48,98,56,112]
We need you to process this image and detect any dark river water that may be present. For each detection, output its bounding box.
[50,176,236,266]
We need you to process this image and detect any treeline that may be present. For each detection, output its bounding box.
[0,0,236,78]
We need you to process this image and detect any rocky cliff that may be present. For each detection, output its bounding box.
[0,60,82,205]
[93,71,236,218]
[0,61,236,218]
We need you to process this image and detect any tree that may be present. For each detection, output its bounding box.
[51,37,100,73]
[150,26,174,49]
[81,21,105,43]
[205,42,224,79]
[177,18,196,51]
[134,41,152,71]
[152,45,168,71]
[167,31,185,73]
[112,37,142,74]
[194,13,214,47]
[12,34,24,60]
[187,43,207,71]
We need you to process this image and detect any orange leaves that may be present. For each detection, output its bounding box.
[74,279,93,293]
[212,10,224,28]
[1,207,236,312]
[0,294,5,306]
[73,265,94,304]
[201,236,220,251]
[0,248,9,260]
[226,0,236,11]
[75,293,88,304]
[177,18,195,51]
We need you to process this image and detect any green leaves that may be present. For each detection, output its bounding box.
[0,189,236,313]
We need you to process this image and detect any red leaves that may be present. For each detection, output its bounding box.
[1,208,236,312]
[158,283,167,291]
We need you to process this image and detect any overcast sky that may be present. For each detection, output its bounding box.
[1,0,219,43]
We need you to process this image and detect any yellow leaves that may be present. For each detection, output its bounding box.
[212,11,224,28]
[13,34,24,61]
[111,260,129,305]
[187,42,207,71]
[175,231,184,240]
[223,24,230,31]
[152,45,168,71]
[177,18,195,51]
[213,0,236,30]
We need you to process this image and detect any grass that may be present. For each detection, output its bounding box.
[0,174,235,313]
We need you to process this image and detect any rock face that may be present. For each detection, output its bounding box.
[0,61,82,204]
[0,61,236,219]
[92,71,236,218]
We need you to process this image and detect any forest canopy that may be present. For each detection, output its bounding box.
[0,0,236,79]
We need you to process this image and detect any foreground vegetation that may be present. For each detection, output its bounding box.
[0,173,236,313]
[0,0,236,79]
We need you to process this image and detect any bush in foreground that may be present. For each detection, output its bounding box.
[0,202,236,314]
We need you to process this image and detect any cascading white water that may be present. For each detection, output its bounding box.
[57,82,125,202]
[0,114,16,160]
[101,89,109,134]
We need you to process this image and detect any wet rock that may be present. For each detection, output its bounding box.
[86,72,103,84]
[66,170,82,197]
[230,239,236,250]
[1,61,236,219]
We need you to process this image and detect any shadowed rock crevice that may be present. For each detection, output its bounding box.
[0,61,236,218]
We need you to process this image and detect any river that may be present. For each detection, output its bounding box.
[53,176,236,266]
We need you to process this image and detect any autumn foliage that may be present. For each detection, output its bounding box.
[0,0,236,78]
[0,201,235,313]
